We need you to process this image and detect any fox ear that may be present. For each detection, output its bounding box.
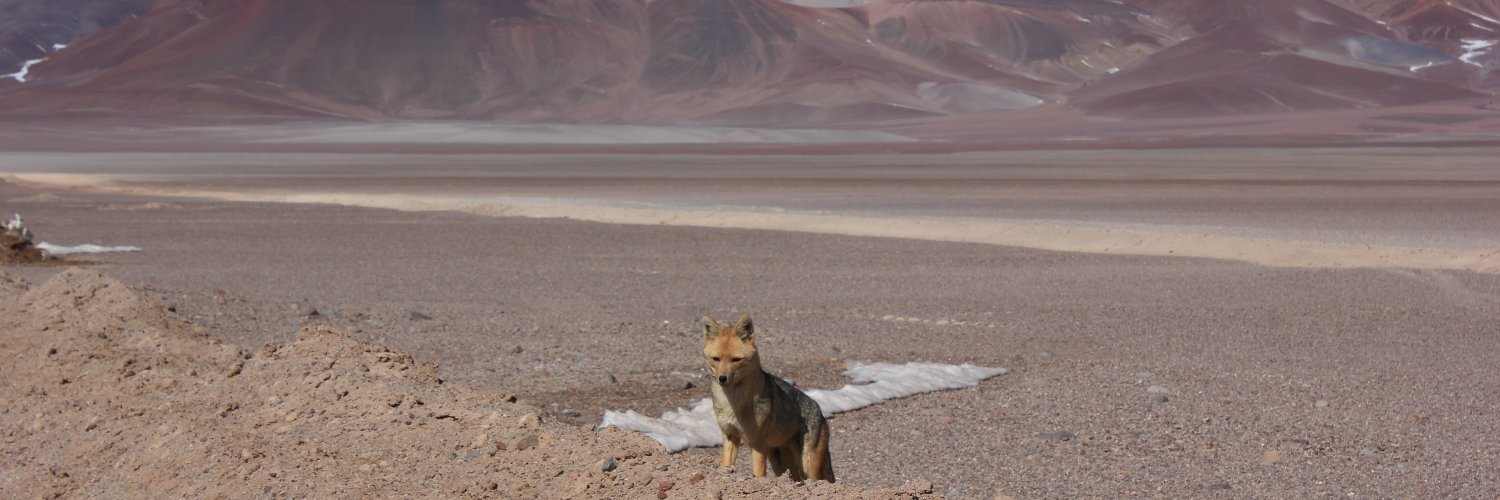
[701,315,721,339]
[733,314,754,341]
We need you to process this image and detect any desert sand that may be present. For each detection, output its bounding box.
[3,147,1499,497]
[5,147,1500,272]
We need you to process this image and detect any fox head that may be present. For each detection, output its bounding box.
[702,314,760,386]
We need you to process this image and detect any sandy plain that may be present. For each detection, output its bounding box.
[3,147,1499,497]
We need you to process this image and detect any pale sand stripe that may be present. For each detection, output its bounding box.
[9,173,1498,274]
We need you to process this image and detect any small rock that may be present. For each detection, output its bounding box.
[517,413,541,427]
[486,482,498,491]
[510,345,524,354]
[1261,450,1281,465]
[562,409,582,418]
[682,381,695,390]
[408,311,432,321]
[515,433,540,451]
[690,473,705,485]
[1041,430,1075,442]
[601,457,617,472]
[657,464,669,471]
[1315,400,1329,408]
[1146,385,1170,395]
[470,433,489,449]
[1151,394,1170,404]
[1205,482,1231,491]
[1359,447,1376,457]
[1135,370,1153,379]
[605,374,618,384]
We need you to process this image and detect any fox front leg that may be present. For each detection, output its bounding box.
[751,449,768,477]
[720,430,741,469]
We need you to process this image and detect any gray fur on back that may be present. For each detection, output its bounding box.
[767,373,826,434]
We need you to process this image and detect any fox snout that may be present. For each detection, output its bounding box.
[709,359,739,385]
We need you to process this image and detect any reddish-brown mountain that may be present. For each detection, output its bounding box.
[1,0,1496,134]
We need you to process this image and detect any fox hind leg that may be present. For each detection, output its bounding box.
[804,424,835,482]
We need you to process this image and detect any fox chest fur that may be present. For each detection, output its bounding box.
[709,370,808,449]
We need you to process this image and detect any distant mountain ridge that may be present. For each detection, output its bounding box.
[1,0,1495,132]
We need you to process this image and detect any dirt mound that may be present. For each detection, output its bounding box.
[2,214,98,266]
[0,269,938,498]
[2,230,45,263]
[3,213,39,262]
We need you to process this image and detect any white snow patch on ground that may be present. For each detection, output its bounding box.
[4,57,46,82]
[6,44,68,82]
[5,214,31,239]
[7,213,141,256]
[600,362,1007,452]
[1460,38,1497,66]
[35,243,143,256]
[1460,7,1500,26]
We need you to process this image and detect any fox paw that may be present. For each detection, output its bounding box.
[718,464,737,474]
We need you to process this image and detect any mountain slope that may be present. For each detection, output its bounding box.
[0,0,173,74]
[1068,0,1486,117]
[3,0,964,124]
[1,0,1495,129]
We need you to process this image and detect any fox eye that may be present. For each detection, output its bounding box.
[710,357,720,362]
[731,357,742,362]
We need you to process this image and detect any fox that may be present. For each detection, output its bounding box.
[702,313,835,483]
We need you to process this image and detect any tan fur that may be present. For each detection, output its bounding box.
[702,314,835,483]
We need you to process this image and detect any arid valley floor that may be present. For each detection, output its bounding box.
[3,147,1499,497]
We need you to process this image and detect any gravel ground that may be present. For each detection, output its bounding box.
[3,162,1499,497]
[0,268,936,498]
